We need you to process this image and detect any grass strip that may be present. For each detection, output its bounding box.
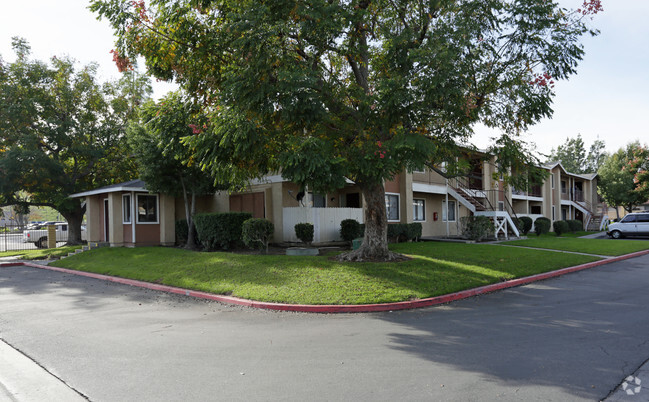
[0,245,83,260]
[503,237,649,256]
[51,242,599,305]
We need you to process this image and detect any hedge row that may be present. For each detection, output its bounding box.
[193,212,252,250]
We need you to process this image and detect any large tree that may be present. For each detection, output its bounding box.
[598,142,649,218]
[93,0,601,261]
[547,134,607,174]
[0,38,150,244]
[129,91,218,249]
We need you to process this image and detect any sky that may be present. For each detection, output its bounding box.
[1,0,647,159]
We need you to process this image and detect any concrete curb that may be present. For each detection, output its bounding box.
[2,249,649,314]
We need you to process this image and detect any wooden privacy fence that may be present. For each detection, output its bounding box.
[282,207,364,243]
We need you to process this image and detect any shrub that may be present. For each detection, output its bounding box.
[460,216,494,241]
[340,219,362,243]
[242,218,274,253]
[567,219,582,233]
[553,220,570,237]
[534,217,551,236]
[406,223,422,241]
[387,223,409,242]
[194,212,252,250]
[294,222,314,245]
[175,219,188,245]
[519,216,533,235]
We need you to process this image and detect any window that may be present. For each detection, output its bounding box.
[561,208,567,221]
[530,205,542,215]
[308,193,326,208]
[442,200,456,222]
[551,175,555,189]
[137,194,158,223]
[638,214,649,223]
[385,193,400,222]
[122,194,131,224]
[413,199,425,222]
[621,215,637,223]
[561,180,567,194]
[552,206,555,221]
[498,201,505,212]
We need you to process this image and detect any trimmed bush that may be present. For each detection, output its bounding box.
[553,220,570,237]
[387,223,409,242]
[406,223,422,241]
[340,219,362,243]
[294,222,314,245]
[175,219,188,245]
[519,216,533,235]
[567,219,582,233]
[242,218,274,253]
[194,212,252,250]
[460,216,495,241]
[534,217,551,236]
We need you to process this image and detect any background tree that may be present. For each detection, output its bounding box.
[0,38,151,244]
[129,91,218,249]
[93,0,601,261]
[598,142,649,218]
[547,134,607,174]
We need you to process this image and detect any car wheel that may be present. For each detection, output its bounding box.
[610,230,622,239]
[36,237,47,248]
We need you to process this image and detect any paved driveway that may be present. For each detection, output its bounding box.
[2,255,649,401]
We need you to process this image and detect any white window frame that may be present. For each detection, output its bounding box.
[385,193,400,222]
[136,194,159,224]
[442,200,456,222]
[122,194,132,224]
[413,199,426,222]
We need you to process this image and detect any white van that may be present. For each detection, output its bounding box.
[607,213,649,239]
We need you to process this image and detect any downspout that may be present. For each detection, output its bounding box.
[131,191,136,245]
[445,178,449,237]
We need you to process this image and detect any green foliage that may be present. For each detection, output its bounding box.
[460,216,495,241]
[175,219,188,245]
[548,134,607,174]
[387,223,422,243]
[340,219,363,243]
[406,223,423,242]
[519,216,534,235]
[534,217,551,236]
[194,212,252,251]
[0,39,151,243]
[92,0,600,259]
[566,219,582,233]
[553,220,569,236]
[294,222,314,245]
[598,142,649,213]
[242,218,274,253]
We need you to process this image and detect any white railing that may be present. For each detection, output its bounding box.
[282,207,364,243]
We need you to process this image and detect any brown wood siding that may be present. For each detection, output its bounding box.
[230,192,265,218]
[384,175,400,193]
[135,224,160,246]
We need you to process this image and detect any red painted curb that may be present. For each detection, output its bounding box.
[2,249,649,313]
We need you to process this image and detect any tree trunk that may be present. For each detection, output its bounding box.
[185,191,199,250]
[62,206,85,245]
[336,182,405,262]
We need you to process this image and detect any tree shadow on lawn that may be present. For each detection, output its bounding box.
[372,254,649,400]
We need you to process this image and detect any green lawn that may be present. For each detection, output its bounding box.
[0,245,83,260]
[51,242,599,305]
[503,237,649,256]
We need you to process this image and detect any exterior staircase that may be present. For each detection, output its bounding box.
[450,183,520,239]
[66,242,108,258]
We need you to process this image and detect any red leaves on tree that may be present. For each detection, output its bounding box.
[188,124,202,134]
[529,72,555,88]
[578,0,603,15]
[131,0,150,22]
[110,49,132,73]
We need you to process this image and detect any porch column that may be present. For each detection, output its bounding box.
[159,194,175,246]
[86,195,101,243]
[107,193,124,247]
[271,182,284,243]
[401,171,413,223]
